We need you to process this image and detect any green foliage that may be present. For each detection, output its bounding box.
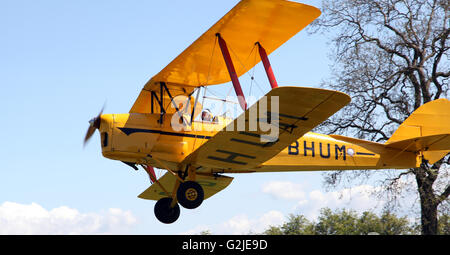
[264,208,421,235]
[196,209,449,235]
[263,214,315,235]
[199,230,212,235]
[279,214,315,235]
[378,211,414,235]
[315,208,360,235]
[437,214,450,235]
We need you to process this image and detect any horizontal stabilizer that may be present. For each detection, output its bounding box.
[385,134,450,152]
[385,98,450,164]
[387,98,450,143]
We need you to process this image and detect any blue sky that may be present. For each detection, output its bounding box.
[0,0,417,234]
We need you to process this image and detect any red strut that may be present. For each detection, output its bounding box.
[144,165,157,183]
[257,42,278,89]
[216,33,247,111]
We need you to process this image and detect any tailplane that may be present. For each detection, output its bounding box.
[385,98,450,164]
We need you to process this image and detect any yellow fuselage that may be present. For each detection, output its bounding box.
[98,113,418,174]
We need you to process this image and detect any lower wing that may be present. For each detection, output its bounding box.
[138,172,233,201]
[182,86,350,169]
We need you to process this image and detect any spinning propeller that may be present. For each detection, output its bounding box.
[83,105,104,147]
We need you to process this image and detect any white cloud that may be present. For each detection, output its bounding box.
[183,180,418,235]
[262,181,386,220]
[181,210,285,235]
[262,181,307,201]
[219,210,285,234]
[299,185,385,219]
[0,202,137,234]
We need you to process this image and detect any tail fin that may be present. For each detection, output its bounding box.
[385,98,450,164]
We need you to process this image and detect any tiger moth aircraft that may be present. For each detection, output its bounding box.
[84,0,450,224]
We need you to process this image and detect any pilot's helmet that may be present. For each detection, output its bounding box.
[201,109,212,121]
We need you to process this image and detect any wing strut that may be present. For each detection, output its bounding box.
[257,42,278,89]
[216,33,247,111]
[143,165,157,183]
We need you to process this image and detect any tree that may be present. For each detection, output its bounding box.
[309,0,450,235]
[264,214,314,235]
[314,208,361,235]
[314,208,415,235]
[437,213,450,234]
[199,230,212,235]
[276,214,315,235]
[263,208,415,235]
[379,210,415,235]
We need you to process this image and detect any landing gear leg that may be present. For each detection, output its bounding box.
[177,165,204,209]
[149,164,204,223]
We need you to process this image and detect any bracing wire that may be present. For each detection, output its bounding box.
[228,43,267,97]
[204,35,218,87]
[249,44,258,97]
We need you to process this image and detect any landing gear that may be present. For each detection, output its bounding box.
[144,163,204,224]
[154,197,180,224]
[153,181,204,224]
[177,181,204,209]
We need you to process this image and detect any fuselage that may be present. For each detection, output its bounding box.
[97,113,418,173]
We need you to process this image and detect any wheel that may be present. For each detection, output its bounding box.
[177,181,204,209]
[154,197,180,224]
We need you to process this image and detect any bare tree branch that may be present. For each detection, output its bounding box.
[312,0,450,235]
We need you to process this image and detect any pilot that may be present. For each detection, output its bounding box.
[201,109,212,122]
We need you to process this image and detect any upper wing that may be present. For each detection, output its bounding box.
[182,87,351,169]
[130,0,321,113]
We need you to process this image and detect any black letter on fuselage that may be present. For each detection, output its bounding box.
[304,141,315,157]
[320,143,331,158]
[288,141,299,155]
[335,144,346,160]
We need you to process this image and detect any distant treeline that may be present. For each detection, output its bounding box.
[266,208,450,235]
[200,208,450,235]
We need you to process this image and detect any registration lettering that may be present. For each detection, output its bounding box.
[288,141,347,160]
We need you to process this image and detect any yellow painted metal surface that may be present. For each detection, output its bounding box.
[100,113,226,167]
[181,86,350,169]
[138,173,234,201]
[257,132,417,172]
[387,98,450,143]
[423,150,449,165]
[96,97,450,203]
[150,0,320,86]
[387,134,450,152]
[99,96,450,174]
[386,98,450,163]
[130,0,321,113]
[91,0,450,203]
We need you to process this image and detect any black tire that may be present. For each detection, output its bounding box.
[177,181,204,209]
[154,197,180,224]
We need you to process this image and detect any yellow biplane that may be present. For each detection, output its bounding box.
[84,0,450,224]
